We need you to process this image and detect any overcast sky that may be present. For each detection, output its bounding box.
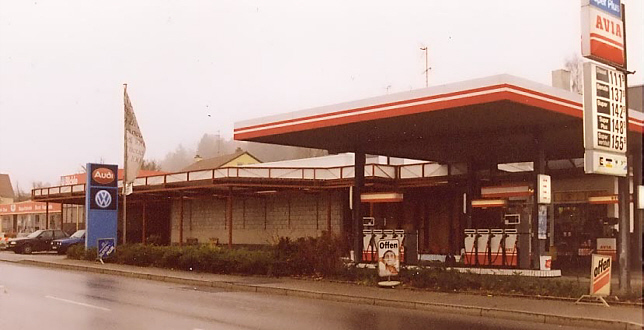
[1,0,642,190]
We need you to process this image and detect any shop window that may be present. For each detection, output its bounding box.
[554,204,607,263]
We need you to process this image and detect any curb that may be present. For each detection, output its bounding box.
[5,259,643,330]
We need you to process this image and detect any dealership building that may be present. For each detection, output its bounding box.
[32,74,643,270]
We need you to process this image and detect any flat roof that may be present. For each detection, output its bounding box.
[235,74,643,164]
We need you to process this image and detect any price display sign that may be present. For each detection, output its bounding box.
[583,62,627,176]
[583,62,626,152]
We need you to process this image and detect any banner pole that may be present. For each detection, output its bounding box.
[617,2,630,294]
[123,83,128,245]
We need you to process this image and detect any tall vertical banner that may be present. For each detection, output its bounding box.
[581,0,624,68]
[124,87,146,195]
[85,163,118,249]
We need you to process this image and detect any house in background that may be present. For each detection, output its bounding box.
[182,148,261,172]
[0,174,14,205]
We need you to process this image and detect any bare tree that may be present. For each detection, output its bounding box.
[13,182,29,202]
[160,144,194,172]
[564,53,583,94]
[141,159,161,171]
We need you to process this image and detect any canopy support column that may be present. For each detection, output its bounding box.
[45,202,49,230]
[352,151,365,263]
[227,187,233,249]
[531,132,546,270]
[179,195,184,247]
[142,200,147,245]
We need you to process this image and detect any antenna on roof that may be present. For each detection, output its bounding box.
[420,46,431,88]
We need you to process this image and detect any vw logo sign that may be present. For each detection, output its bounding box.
[95,190,112,209]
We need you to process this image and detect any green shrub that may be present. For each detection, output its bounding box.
[156,246,183,268]
[65,245,98,261]
[113,244,164,266]
[83,247,98,261]
[401,266,589,298]
[272,232,347,276]
[66,244,85,259]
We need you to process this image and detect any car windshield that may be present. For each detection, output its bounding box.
[71,230,86,238]
[27,230,44,238]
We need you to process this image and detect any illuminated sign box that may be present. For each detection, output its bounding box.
[581,0,624,68]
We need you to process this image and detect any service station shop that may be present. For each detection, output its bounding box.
[32,75,643,270]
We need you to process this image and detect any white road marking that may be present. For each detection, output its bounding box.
[45,295,111,312]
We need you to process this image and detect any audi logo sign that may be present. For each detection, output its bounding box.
[92,167,116,185]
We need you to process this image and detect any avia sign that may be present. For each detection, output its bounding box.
[590,254,612,296]
[581,0,624,68]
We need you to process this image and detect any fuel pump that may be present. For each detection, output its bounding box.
[362,217,376,262]
[503,213,520,267]
[489,229,504,266]
[476,229,490,266]
[464,229,477,265]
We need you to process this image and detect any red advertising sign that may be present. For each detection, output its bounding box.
[581,1,625,68]
[0,202,61,215]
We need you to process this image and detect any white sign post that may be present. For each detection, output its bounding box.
[537,174,551,204]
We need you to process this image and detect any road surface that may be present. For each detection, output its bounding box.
[0,262,585,330]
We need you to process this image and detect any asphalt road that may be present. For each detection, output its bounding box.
[0,263,586,330]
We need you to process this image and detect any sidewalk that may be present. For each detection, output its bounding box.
[1,251,642,330]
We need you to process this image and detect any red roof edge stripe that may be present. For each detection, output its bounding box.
[235,84,582,134]
[234,91,514,140]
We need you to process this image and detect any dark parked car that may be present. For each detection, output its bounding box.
[7,229,68,254]
[51,230,85,254]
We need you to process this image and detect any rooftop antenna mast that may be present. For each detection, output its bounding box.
[420,47,431,88]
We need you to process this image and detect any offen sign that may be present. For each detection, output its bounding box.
[590,254,612,296]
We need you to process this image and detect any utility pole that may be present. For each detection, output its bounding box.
[420,47,430,87]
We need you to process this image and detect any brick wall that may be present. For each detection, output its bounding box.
[170,191,345,245]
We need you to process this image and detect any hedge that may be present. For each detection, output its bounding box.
[67,231,346,277]
[65,233,640,301]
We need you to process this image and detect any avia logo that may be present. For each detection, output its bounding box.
[95,190,112,208]
[595,14,622,37]
[92,168,115,185]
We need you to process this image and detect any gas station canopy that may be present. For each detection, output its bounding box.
[235,75,643,165]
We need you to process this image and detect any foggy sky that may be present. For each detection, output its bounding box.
[1,0,642,190]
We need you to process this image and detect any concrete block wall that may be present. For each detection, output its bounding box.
[170,191,345,245]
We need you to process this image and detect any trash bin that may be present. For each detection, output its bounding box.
[540,255,552,270]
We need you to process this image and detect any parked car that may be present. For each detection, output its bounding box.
[7,229,69,254]
[51,230,85,254]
